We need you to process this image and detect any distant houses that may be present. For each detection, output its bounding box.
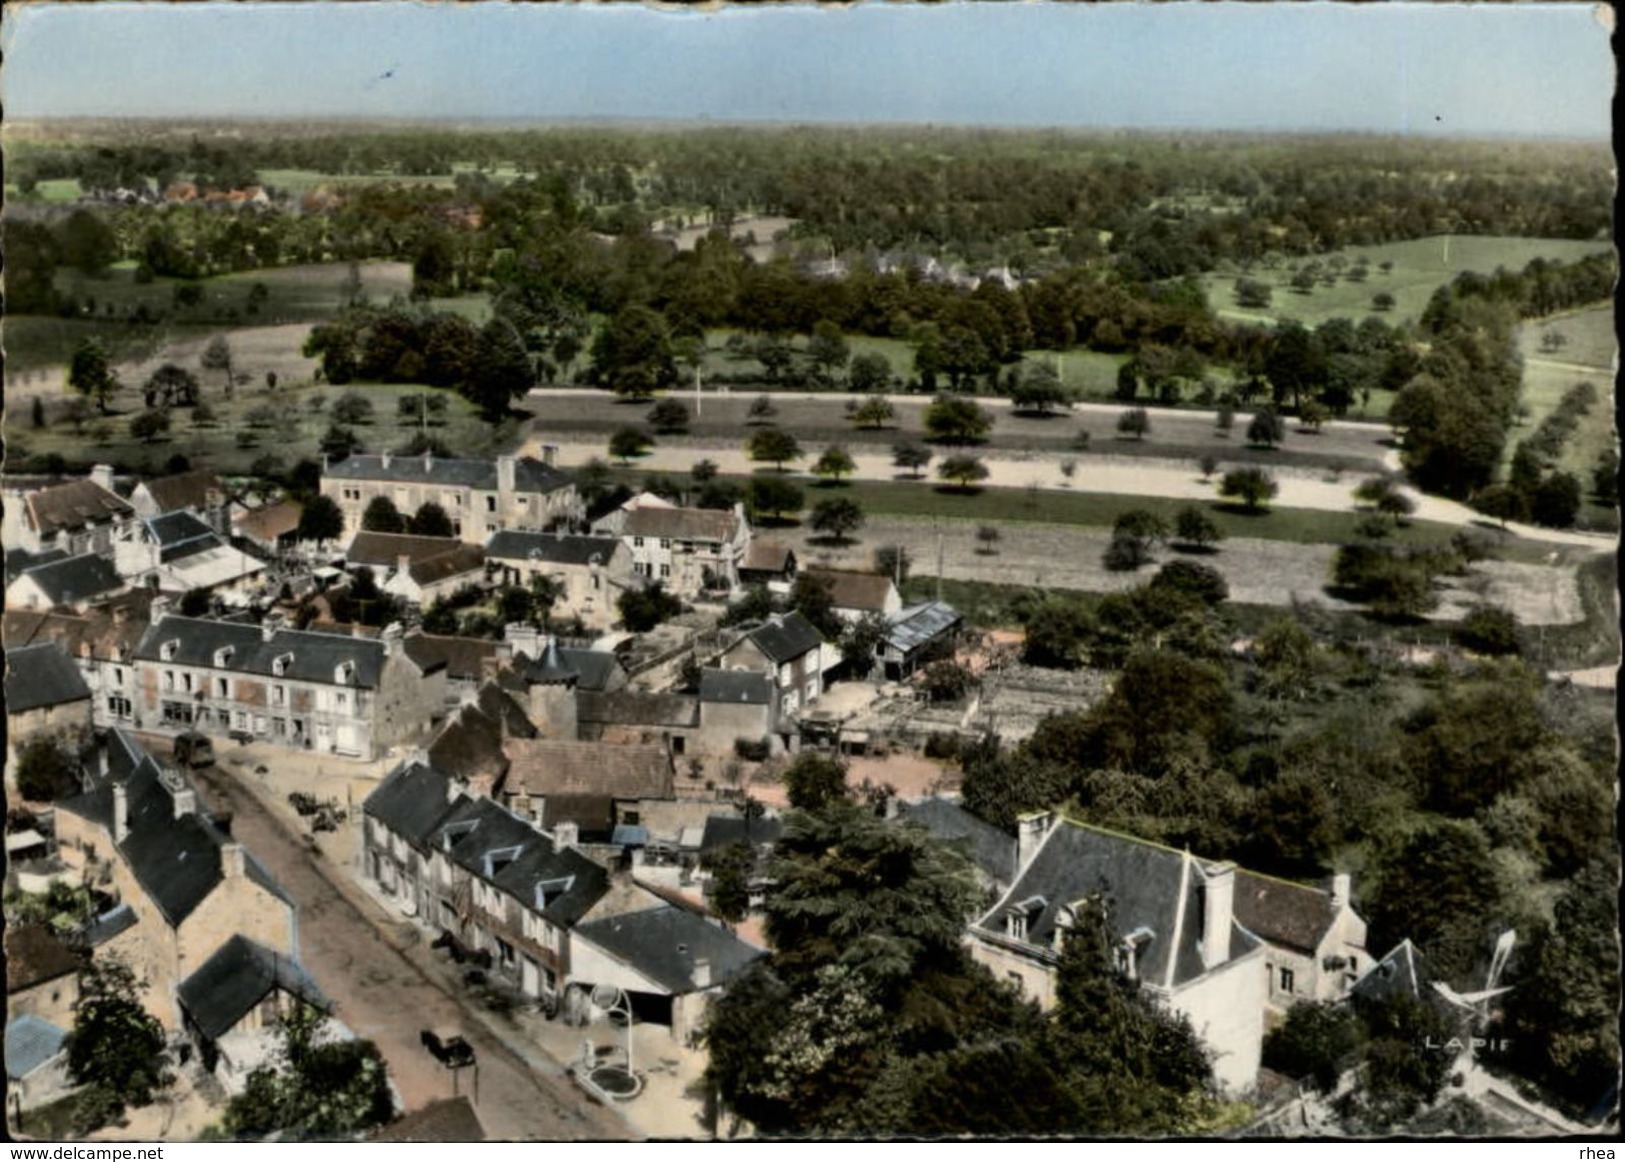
[322,452,579,544]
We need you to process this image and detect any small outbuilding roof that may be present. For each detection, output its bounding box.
[573,906,766,995]
[5,1014,68,1081]
[5,640,93,714]
[178,934,327,1041]
[699,668,774,706]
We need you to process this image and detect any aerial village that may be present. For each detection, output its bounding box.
[3,5,1619,1146]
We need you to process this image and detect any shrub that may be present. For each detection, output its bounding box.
[734,737,772,763]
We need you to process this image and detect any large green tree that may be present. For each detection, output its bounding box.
[221,1005,393,1140]
[590,304,677,400]
[65,957,171,1121]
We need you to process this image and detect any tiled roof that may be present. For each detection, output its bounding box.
[11,553,125,606]
[234,500,303,543]
[740,540,794,574]
[178,934,326,1041]
[486,531,622,567]
[804,568,897,613]
[25,479,132,536]
[346,531,468,567]
[5,925,83,995]
[427,697,531,788]
[134,616,385,688]
[573,906,766,994]
[373,1097,487,1143]
[622,506,741,544]
[699,668,774,706]
[884,601,962,652]
[2,608,148,663]
[5,641,93,714]
[974,817,1261,989]
[1234,870,1339,955]
[744,611,824,664]
[138,470,226,515]
[897,797,1018,887]
[502,739,674,800]
[5,1014,68,1081]
[402,633,498,681]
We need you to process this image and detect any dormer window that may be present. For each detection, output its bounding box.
[335,660,355,685]
[160,640,180,661]
[1118,927,1156,982]
[534,876,576,911]
[272,653,293,677]
[214,646,234,668]
[482,844,524,878]
[1006,895,1047,943]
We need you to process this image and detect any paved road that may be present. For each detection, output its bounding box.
[191,764,631,1142]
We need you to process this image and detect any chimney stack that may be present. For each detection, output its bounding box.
[112,781,130,844]
[1201,861,1236,970]
[693,957,712,990]
[221,841,246,879]
[381,452,392,471]
[554,821,579,849]
[396,553,412,577]
[497,455,517,496]
[90,464,116,493]
[262,621,276,643]
[170,780,197,819]
[1330,872,1351,912]
[541,444,558,468]
[150,594,173,622]
[1015,811,1053,870]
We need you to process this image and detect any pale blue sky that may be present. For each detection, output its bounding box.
[1,3,1612,138]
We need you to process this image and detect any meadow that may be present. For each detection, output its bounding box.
[1201,235,1614,330]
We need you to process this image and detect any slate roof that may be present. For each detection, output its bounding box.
[373,1097,487,1143]
[178,934,326,1041]
[5,925,83,995]
[1352,939,1432,1006]
[325,454,572,494]
[485,531,623,567]
[11,553,125,607]
[5,641,93,714]
[4,547,68,587]
[699,668,774,706]
[884,601,962,653]
[5,1014,68,1081]
[364,761,460,845]
[147,510,222,563]
[134,616,385,688]
[78,903,139,948]
[25,479,132,536]
[974,817,1261,990]
[699,814,783,855]
[519,638,579,685]
[743,611,823,664]
[573,906,766,995]
[502,739,674,800]
[56,731,294,928]
[138,470,226,515]
[557,648,621,693]
[426,795,610,928]
[403,633,498,682]
[804,568,897,613]
[897,797,1018,887]
[1234,870,1340,955]
[622,506,741,544]
[578,690,699,728]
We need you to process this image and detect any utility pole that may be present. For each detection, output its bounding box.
[694,363,702,417]
[936,530,944,603]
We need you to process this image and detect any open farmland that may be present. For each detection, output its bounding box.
[1202,235,1614,330]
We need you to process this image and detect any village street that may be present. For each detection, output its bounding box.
[187,757,633,1142]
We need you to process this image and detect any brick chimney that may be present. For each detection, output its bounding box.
[1201,861,1236,970]
[112,781,130,844]
[1015,810,1053,870]
[221,841,246,879]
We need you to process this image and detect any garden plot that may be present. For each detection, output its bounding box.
[974,664,1113,744]
[1434,558,1585,627]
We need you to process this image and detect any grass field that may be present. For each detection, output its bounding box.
[10,381,505,478]
[1517,304,1617,372]
[2,177,82,203]
[1201,235,1614,330]
[5,262,415,381]
[258,168,459,194]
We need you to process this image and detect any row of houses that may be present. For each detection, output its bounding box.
[361,756,764,1042]
[8,731,332,1104]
